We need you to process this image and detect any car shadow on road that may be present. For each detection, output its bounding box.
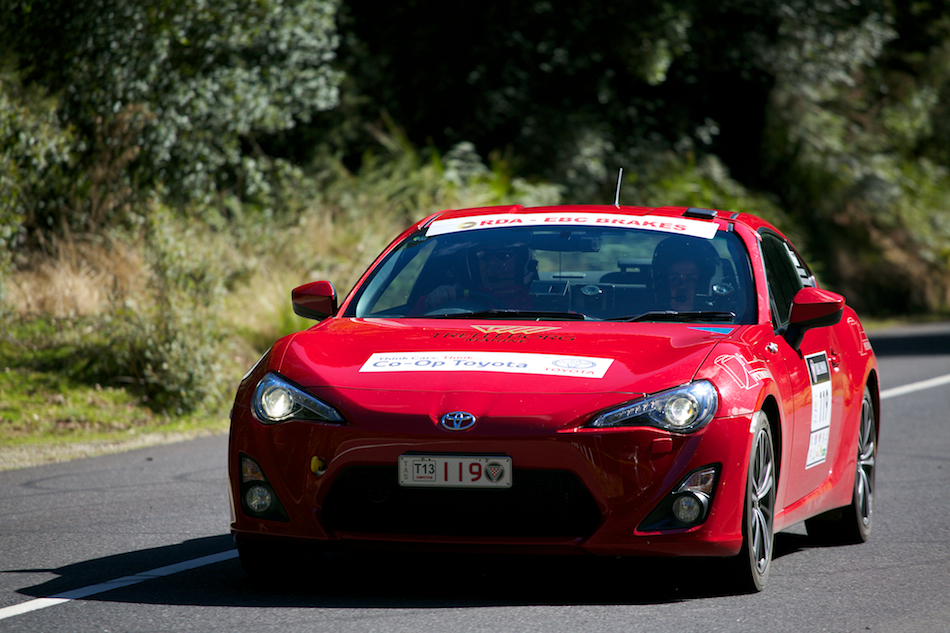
[868,324,950,357]
[12,530,818,608]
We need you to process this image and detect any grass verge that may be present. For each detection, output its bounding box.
[0,317,236,470]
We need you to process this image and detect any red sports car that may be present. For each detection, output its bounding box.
[228,204,879,592]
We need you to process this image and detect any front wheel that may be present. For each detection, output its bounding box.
[806,386,876,544]
[727,410,776,593]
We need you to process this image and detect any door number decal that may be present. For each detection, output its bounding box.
[805,351,832,469]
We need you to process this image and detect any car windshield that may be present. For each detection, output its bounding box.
[347,218,756,323]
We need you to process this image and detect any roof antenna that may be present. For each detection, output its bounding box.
[613,167,624,208]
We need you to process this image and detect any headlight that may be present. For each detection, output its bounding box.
[587,381,718,432]
[251,373,345,424]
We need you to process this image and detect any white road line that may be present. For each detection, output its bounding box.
[880,373,950,400]
[0,549,238,622]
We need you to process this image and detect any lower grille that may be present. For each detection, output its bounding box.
[321,466,602,538]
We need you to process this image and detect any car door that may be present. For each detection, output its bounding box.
[760,232,843,508]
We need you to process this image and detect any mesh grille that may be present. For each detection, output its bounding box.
[321,466,602,538]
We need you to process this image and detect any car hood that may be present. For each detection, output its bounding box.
[270,318,736,431]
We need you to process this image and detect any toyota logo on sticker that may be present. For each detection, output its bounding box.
[552,358,597,370]
[440,411,477,431]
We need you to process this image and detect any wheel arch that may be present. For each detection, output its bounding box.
[759,395,783,486]
[865,368,881,443]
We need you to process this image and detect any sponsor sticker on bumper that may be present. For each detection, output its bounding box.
[360,351,614,378]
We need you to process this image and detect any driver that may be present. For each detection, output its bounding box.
[651,235,719,311]
[420,241,535,312]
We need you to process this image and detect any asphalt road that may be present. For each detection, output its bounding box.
[1,322,949,633]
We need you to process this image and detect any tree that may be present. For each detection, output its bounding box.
[332,0,701,199]
[756,0,950,312]
[332,0,950,313]
[0,58,74,267]
[2,0,342,236]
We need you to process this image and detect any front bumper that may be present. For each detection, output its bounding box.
[229,405,754,558]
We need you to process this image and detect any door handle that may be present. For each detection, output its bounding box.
[828,349,841,368]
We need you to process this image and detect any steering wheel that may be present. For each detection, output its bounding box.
[424,291,506,315]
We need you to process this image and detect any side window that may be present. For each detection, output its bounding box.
[760,233,804,328]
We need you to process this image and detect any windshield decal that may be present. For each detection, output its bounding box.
[426,213,719,239]
[360,351,614,378]
[430,331,576,344]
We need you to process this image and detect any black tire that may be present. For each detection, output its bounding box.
[806,386,876,544]
[728,410,776,593]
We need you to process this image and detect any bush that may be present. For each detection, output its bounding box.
[97,305,228,414]
[0,62,75,302]
[70,209,243,414]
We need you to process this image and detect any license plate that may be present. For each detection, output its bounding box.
[398,455,512,488]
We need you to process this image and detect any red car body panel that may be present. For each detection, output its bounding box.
[228,204,879,560]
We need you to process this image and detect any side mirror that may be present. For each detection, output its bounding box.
[784,287,844,351]
[292,281,338,321]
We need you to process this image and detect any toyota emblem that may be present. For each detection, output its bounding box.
[553,358,597,370]
[440,411,477,431]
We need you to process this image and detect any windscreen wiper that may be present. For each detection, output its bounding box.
[606,310,736,323]
[434,309,590,321]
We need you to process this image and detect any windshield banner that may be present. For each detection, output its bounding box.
[427,213,719,239]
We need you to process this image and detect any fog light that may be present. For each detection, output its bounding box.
[672,493,704,524]
[638,465,719,532]
[244,485,273,513]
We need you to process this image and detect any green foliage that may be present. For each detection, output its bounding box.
[95,209,239,413]
[628,153,791,230]
[29,210,245,414]
[318,121,563,226]
[334,0,708,196]
[893,159,950,267]
[96,305,227,414]
[0,320,159,440]
[751,1,950,312]
[0,315,231,461]
[0,61,74,277]
[2,0,342,238]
